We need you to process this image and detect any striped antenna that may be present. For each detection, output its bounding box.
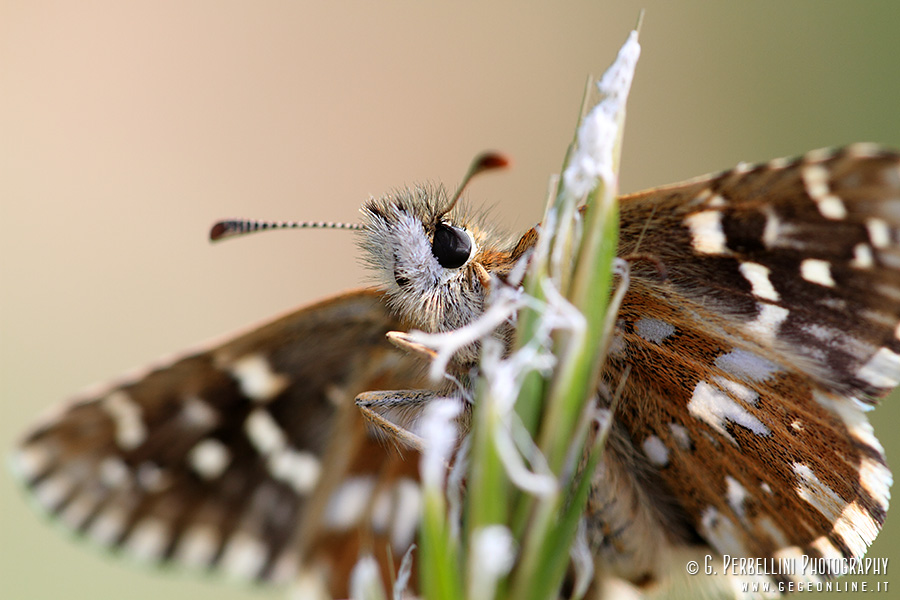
[437,151,511,218]
[211,151,509,242]
[209,219,363,242]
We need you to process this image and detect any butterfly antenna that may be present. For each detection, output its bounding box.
[209,219,364,242]
[437,151,511,218]
[213,152,509,241]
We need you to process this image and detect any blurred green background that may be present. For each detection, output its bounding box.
[3,2,900,599]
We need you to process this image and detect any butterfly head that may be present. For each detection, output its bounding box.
[358,153,515,338]
[358,186,493,335]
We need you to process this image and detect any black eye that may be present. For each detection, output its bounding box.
[431,223,472,269]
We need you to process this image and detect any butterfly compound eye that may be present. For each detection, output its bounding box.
[431,223,472,268]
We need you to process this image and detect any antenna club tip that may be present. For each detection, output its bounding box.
[209,221,230,241]
[474,152,512,173]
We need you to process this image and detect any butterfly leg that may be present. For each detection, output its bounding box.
[356,390,465,452]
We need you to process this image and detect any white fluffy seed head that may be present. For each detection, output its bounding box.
[469,525,516,600]
[563,29,641,197]
[349,555,384,600]
[420,399,462,490]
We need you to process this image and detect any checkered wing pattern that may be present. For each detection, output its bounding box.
[591,145,899,585]
[13,290,426,598]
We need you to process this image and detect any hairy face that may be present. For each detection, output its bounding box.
[359,185,501,334]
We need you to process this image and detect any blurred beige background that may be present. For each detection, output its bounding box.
[3,2,900,599]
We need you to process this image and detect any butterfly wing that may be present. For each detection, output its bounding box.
[602,145,899,584]
[12,289,427,596]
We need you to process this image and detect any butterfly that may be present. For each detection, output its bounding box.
[12,143,900,598]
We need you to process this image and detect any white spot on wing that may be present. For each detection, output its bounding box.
[812,390,884,460]
[181,396,219,429]
[733,161,751,174]
[761,207,795,248]
[245,408,287,455]
[699,506,749,555]
[245,408,322,493]
[268,449,321,494]
[690,188,713,206]
[668,422,691,450]
[859,456,891,511]
[60,490,102,529]
[834,501,881,558]
[634,318,676,344]
[324,476,375,530]
[739,262,780,301]
[10,444,52,481]
[33,473,74,510]
[712,376,759,405]
[688,381,770,444]
[801,323,874,362]
[767,156,792,170]
[641,435,669,467]
[818,196,848,220]
[856,346,900,389]
[324,384,349,407]
[819,297,848,312]
[391,478,422,551]
[744,303,790,343]
[811,537,843,561]
[801,165,828,200]
[88,506,128,546]
[866,217,891,248]
[136,461,170,492]
[221,530,267,580]
[99,457,130,487]
[851,243,874,269]
[685,210,728,255]
[103,391,147,450]
[793,462,845,522]
[175,524,220,568]
[802,164,847,220]
[725,476,749,520]
[269,550,300,584]
[845,142,882,158]
[291,567,331,600]
[876,283,900,303]
[708,193,727,207]
[228,354,289,402]
[371,488,393,533]
[715,349,780,382]
[127,518,169,562]
[803,147,836,163]
[188,438,232,480]
[800,258,836,287]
